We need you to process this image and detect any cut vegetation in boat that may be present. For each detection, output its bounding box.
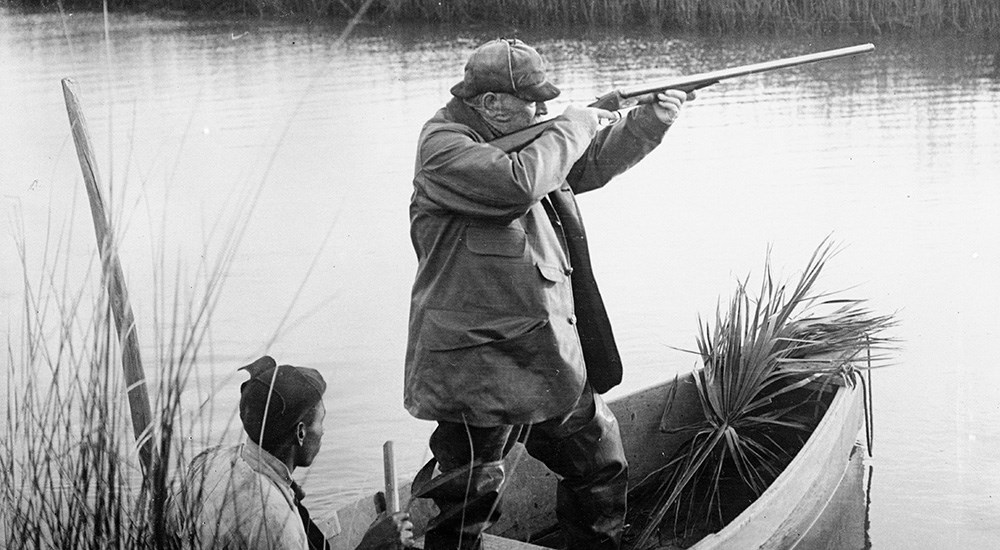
[624,239,896,549]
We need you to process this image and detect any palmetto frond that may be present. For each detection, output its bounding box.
[632,239,897,548]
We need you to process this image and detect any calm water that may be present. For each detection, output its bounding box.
[2,11,999,548]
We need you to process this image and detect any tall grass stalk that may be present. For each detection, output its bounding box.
[629,239,896,548]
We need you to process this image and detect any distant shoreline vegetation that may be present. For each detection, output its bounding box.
[9,0,1000,34]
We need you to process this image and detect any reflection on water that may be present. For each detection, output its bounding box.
[2,11,999,547]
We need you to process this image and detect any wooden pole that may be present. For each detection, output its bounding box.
[382,440,400,514]
[62,78,153,477]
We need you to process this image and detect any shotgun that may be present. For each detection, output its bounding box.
[489,43,875,153]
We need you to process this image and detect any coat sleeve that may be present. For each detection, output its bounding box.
[415,117,597,219]
[566,104,673,195]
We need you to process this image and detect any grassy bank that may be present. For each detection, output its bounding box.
[9,0,1000,33]
[2,203,242,547]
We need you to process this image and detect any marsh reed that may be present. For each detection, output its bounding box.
[12,0,1000,33]
[1,199,247,548]
[369,0,1000,32]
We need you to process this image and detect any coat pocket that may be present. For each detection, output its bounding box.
[422,308,547,351]
[536,264,568,284]
[465,224,527,257]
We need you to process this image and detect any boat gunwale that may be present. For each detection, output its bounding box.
[687,379,864,549]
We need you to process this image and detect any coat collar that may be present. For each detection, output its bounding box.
[445,97,503,141]
[240,440,301,500]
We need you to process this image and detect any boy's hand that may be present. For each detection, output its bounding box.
[356,511,415,549]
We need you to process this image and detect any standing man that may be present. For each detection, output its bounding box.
[404,38,691,550]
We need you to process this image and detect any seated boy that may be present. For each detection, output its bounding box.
[174,356,413,549]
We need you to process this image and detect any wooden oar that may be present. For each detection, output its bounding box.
[383,440,400,514]
[62,78,153,477]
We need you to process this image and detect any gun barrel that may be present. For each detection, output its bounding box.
[489,43,875,153]
[618,43,875,97]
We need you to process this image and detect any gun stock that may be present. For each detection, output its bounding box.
[489,43,874,153]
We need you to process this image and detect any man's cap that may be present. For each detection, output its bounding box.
[238,356,326,446]
[450,38,560,102]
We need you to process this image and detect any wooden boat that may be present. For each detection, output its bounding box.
[321,371,866,550]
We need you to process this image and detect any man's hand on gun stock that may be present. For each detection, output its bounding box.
[561,104,619,131]
[560,89,695,130]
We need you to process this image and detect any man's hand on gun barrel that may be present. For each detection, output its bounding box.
[651,89,696,126]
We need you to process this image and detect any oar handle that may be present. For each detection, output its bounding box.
[382,440,400,513]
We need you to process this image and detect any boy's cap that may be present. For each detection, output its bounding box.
[239,356,326,446]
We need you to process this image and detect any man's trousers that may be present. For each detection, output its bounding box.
[418,385,628,550]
